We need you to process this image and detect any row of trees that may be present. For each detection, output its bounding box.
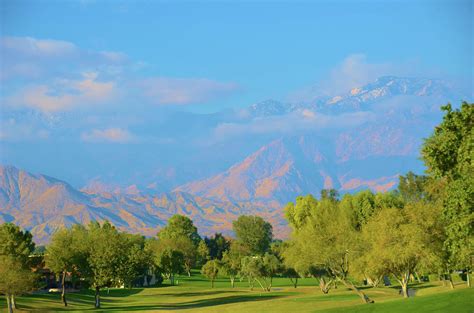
[1,102,472,311]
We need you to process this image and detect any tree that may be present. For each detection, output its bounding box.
[421,102,474,287]
[201,260,220,288]
[173,236,197,277]
[285,194,318,230]
[197,240,210,266]
[0,223,35,265]
[240,256,262,291]
[240,254,281,292]
[158,215,201,246]
[261,253,282,291]
[220,250,241,288]
[284,200,336,294]
[422,102,473,180]
[46,226,88,306]
[0,223,36,310]
[362,204,443,297]
[148,238,185,285]
[320,189,339,201]
[397,172,429,203]
[0,256,36,313]
[442,178,473,287]
[204,233,230,260]
[86,221,127,308]
[117,234,152,288]
[232,215,273,255]
[272,241,300,288]
[285,197,374,303]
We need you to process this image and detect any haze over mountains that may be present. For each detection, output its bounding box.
[1,76,470,242]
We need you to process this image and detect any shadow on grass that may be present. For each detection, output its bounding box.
[105,294,286,311]
[158,290,239,297]
[4,290,285,312]
[28,294,285,312]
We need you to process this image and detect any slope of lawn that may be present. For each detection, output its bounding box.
[0,274,472,313]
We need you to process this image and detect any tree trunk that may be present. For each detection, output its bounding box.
[467,272,471,287]
[211,279,214,288]
[61,270,68,306]
[341,279,374,303]
[289,277,298,288]
[255,278,266,291]
[401,282,409,298]
[6,294,13,313]
[448,274,454,289]
[11,295,16,309]
[95,287,101,308]
[318,277,331,294]
[187,270,191,277]
[230,277,235,288]
[170,274,175,286]
[414,272,422,283]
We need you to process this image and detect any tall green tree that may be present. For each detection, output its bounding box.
[148,238,184,285]
[397,171,430,203]
[284,199,335,294]
[117,233,152,288]
[0,223,35,265]
[204,233,230,260]
[0,256,36,313]
[285,194,318,230]
[86,221,127,308]
[158,215,201,246]
[232,215,273,255]
[421,102,473,287]
[46,225,88,306]
[285,197,373,303]
[362,203,443,297]
[197,240,210,266]
[220,249,241,288]
[0,223,36,310]
[201,259,220,288]
[240,253,281,292]
[173,236,197,277]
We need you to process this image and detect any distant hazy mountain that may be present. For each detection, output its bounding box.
[175,76,460,204]
[0,165,273,243]
[1,76,469,242]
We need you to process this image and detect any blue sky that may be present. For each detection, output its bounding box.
[1,0,472,112]
[0,0,472,186]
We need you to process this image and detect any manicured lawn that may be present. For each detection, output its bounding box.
[1,274,472,312]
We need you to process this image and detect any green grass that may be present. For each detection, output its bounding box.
[1,274,472,313]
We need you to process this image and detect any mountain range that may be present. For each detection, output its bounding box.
[1,76,469,242]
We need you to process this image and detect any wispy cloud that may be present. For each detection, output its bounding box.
[1,36,241,113]
[213,110,375,141]
[6,72,116,112]
[138,78,239,105]
[0,118,50,142]
[1,36,77,57]
[0,36,128,81]
[288,54,416,102]
[81,127,134,143]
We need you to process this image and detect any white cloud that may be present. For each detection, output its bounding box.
[139,78,239,105]
[213,110,375,141]
[288,54,412,102]
[1,36,240,112]
[0,36,129,81]
[81,128,133,143]
[7,72,116,112]
[1,37,77,57]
